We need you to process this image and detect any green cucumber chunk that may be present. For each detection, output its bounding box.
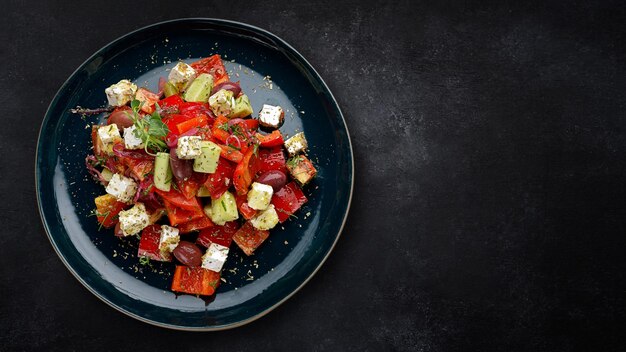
[193,141,221,173]
[229,94,253,118]
[204,191,238,225]
[163,82,178,97]
[182,73,214,102]
[154,152,172,191]
[196,185,211,197]
[101,168,114,182]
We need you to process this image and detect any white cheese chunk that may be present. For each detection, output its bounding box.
[258,104,284,129]
[123,125,145,150]
[284,132,308,156]
[118,203,150,237]
[250,204,279,231]
[208,89,234,116]
[105,173,138,203]
[247,182,274,210]
[168,62,196,91]
[176,136,202,159]
[97,124,121,145]
[105,79,138,107]
[159,225,180,255]
[201,242,230,272]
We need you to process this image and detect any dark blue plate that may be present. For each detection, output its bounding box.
[36,18,353,330]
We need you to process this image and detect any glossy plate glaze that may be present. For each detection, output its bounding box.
[36,18,353,330]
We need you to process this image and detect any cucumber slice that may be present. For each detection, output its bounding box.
[163,82,178,97]
[204,191,238,225]
[196,185,211,197]
[193,141,221,173]
[101,168,114,182]
[182,73,214,102]
[154,152,172,191]
[230,94,253,118]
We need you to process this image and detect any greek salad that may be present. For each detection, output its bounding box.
[84,54,316,297]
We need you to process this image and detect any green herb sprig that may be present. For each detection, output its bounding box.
[129,99,169,154]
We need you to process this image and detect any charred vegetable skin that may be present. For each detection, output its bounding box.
[83,54,317,298]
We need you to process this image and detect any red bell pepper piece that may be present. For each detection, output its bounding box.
[271,182,308,223]
[179,101,213,119]
[175,172,208,199]
[159,94,184,110]
[164,114,192,133]
[137,225,171,261]
[91,126,106,158]
[94,194,127,229]
[235,194,257,220]
[162,198,205,226]
[255,147,286,174]
[155,187,202,211]
[232,221,270,256]
[218,144,244,163]
[190,55,229,85]
[176,115,208,135]
[211,115,230,144]
[124,158,154,181]
[196,221,239,248]
[203,158,236,200]
[177,214,214,234]
[233,147,257,196]
[171,265,221,296]
[256,130,284,148]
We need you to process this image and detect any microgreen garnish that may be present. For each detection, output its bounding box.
[129,99,169,154]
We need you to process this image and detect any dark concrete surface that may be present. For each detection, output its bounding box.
[3,0,626,350]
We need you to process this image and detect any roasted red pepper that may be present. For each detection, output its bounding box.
[233,147,257,196]
[171,266,220,296]
[232,221,270,256]
[271,182,308,223]
[137,224,171,261]
[196,221,239,248]
[218,144,244,163]
[235,194,257,220]
[203,158,236,200]
[256,130,284,148]
[255,147,286,174]
[190,54,229,85]
[94,194,127,229]
[177,214,214,234]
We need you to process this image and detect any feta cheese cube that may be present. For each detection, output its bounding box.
[105,173,138,203]
[168,62,196,91]
[118,203,150,237]
[250,204,279,230]
[159,225,180,255]
[201,242,230,272]
[258,104,284,129]
[208,89,235,116]
[123,125,144,150]
[105,79,138,107]
[247,182,273,210]
[284,132,308,156]
[97,124,121,145]
[176,136,202,159]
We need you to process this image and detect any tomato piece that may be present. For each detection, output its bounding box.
[159,94,184,110]
[233,148,257,196]
[190,55,229,85]
[176,115,208,135]
[232,222,270,256]
[94,194,127,228]
[203,158,236,200]
[177,172,208,199]
[271,182,308,223]
[218,144,244,163]
[255,147,286,174]
[155,187,203,211]
[196,221,239,248]
[171,266,220,296]
[138,225,171,261]
[162,198,204,226]
[91,126,106,158]
[135,88,160,114]
[177,214,214,234]
[256,130,284,148]
[211,115,230,143]
[235,194,257,220]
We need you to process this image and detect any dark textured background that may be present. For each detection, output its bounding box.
[3,0,626,351]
